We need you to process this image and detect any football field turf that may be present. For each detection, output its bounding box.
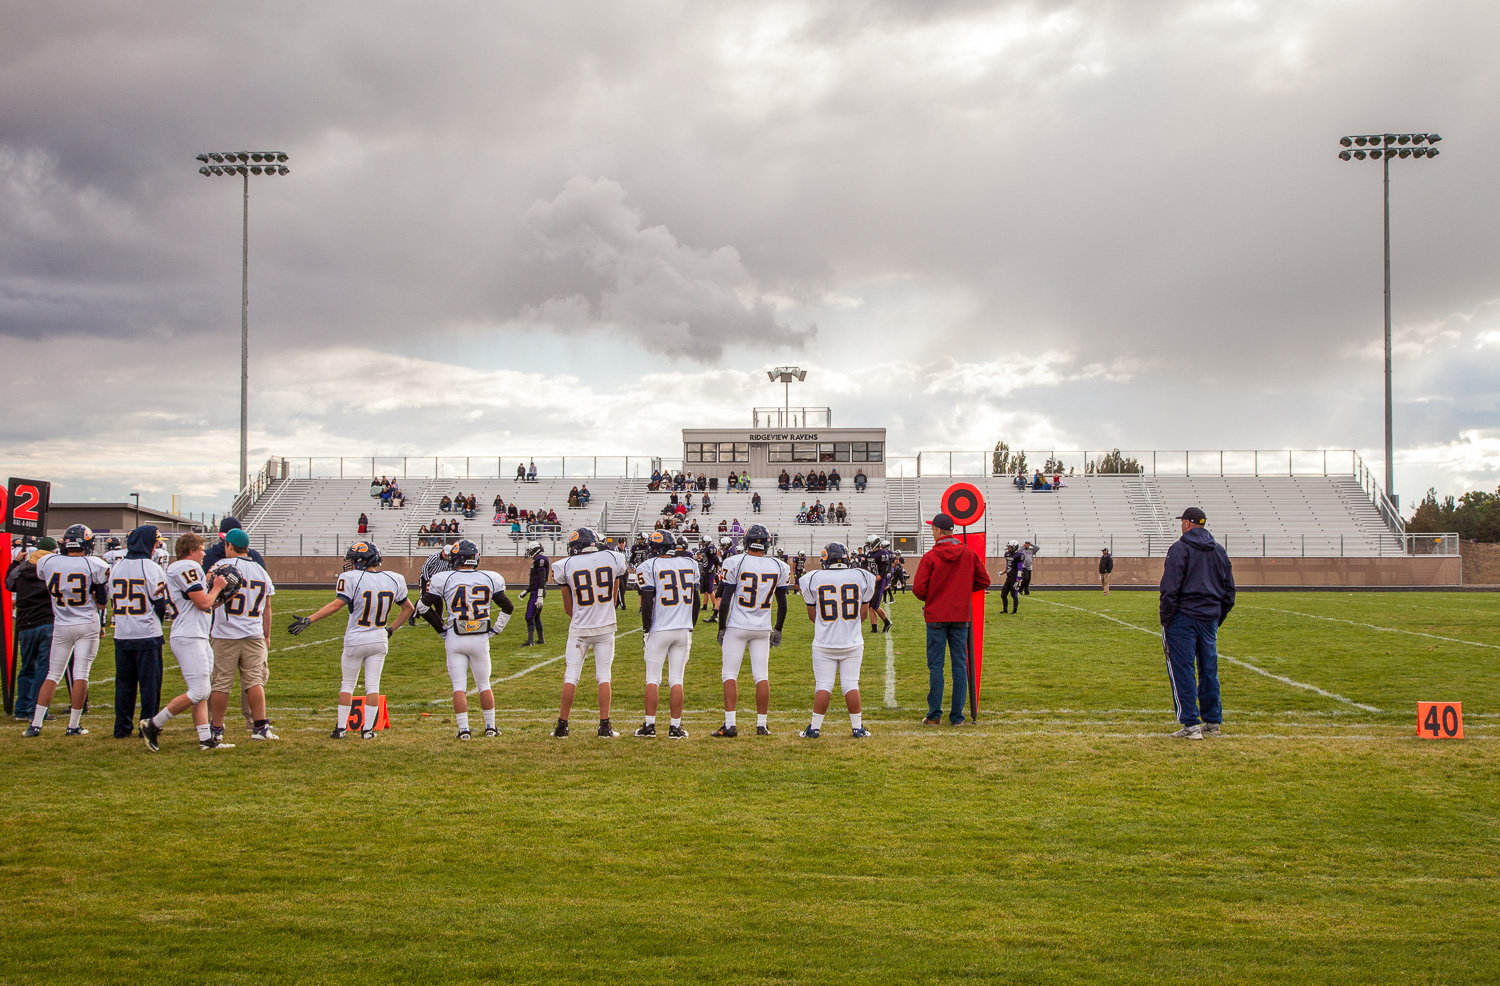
[3,589,1498,984]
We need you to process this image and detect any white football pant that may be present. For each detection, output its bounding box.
[445,634,493,693]
[340,640,388,695]
[169,634,213,703]
[564,631,615,686]
[811,644,864,695]
[721,627,771,684]
[46,623,100,683]
[643,628,691,688]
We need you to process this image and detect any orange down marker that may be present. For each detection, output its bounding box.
[1416,702,1463,739]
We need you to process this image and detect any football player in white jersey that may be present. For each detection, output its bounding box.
[140,532,233,751]
[549,527,628,738]
[796,542,878,738]
[632,530,699,738]
[418,538,513,739]
[711,523,791,737]
[152,532,172,569]
[25,525,111,736]
[107,525,171,739]
[288,541,414,739]
[101,537,126,568]
[208,527,278,742]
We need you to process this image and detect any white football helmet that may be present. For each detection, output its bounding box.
[1006,539,1020,549]
[719,535,732,548]
[865,534,882,548]
[524,540,544,557]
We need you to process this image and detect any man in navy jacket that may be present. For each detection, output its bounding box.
[1159,507,1235,740]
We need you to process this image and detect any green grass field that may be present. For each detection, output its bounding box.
[3,588,1498,984]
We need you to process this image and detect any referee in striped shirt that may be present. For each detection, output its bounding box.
[416,543,456,619]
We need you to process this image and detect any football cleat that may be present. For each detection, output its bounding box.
[330,727,347,739]
[798,725,820,739]
[200,735,234,750]
[483,726,500,737]
[250,724,279,741]
[211,725,225,743]
[667,724,689,738]
[634,721,656,738]
[881,619,892,632]
[360,728,376,740]
[22,725,41,738]
[710,723,737,738]
[552,719,570,738]
[141,719,162,752]
[65,726,88,736]
[457,729,472,740]
[598,719,620,738]
[851,726,872,738]
[756,725,771,736]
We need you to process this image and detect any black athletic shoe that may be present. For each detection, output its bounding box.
[667,724,689,738]
[483,726,500,737]
[200,734,234,750]
[851,726,872,738]
[520,640,537,648]
[360,728,376,740]
[598,719,620,738]
[552,719,569,738]
[881,619,892,632]
[634,721,656,737]
[710,723,737,737]
[65,726,88,736]
[22,725,41,737]
[756,724,771,736]
[457,728,472,740]
[798,725,820,738]
[141,718,162,752]
[330,727,348,739]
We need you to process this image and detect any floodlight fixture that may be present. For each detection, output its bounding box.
[194,149,292,491]
[1335,129,1444,509]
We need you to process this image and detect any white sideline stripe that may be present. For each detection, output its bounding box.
[1033,598,1384,713]
[1240,605,1500,651]
[271,635,343,654]
[883,634,897,709]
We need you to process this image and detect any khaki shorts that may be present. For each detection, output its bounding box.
[211,636,271,692]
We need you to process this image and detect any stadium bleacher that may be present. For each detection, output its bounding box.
[236,461,1405,560]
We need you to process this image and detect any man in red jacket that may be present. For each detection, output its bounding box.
[912,512,992,725]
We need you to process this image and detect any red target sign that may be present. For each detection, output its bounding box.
[941,482,985,527]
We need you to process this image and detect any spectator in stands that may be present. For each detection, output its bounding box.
[515,463,526,482]
[418,524,430,546]
[1014,471,1027,492]
[651,468,662,488]
[1099,548,1113,595]
[370,478,383,499]
[579,484,591,506]
[685,491,694,511]
[730,519,743,542]
[751,491,762,513]
[738,474,751,491]
[818,469,829,490]
[727,470,738,488]
[523,461,535,481]
[379,484,392,509]
[696,473,707,492]
[687,519,700,534]
[493,494,504,514]
[797,503,809,524]
[510,518,523,541]
[546,508,559,527]
[778,469,791,491]
[464,495,477,519]
[701,493,712,514]
[854,469,867,492]
[793,471,805,489]
[829,468,841,491]
[1055,473,1068,489]
[718,519,729,534]
[507,503,519,522]
[440,494,453,512]
[675,501,688,519]
[835,502,847,524]
[357,512,369,534]
[568,487,580,508]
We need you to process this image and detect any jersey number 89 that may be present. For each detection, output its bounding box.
[571,567,615,606]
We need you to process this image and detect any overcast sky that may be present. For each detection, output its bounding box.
[2,0,1496,517]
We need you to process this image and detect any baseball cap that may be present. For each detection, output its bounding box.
[225,528,251,549]
[1176,507,1207,525]
[927,512,955,530]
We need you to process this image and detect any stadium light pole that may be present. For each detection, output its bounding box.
[195,150,291,493]
[1338,132,1441,509]
[767,366,807,427]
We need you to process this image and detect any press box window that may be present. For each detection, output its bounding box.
[768,444,792,463]
[793,444,818,463]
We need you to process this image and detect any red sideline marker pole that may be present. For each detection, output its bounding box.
[939,483,987,720]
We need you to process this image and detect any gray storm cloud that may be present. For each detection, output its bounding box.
[519,176,815,360]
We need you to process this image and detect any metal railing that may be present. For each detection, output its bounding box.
[751,406,833,428]
[278,456,663,481]
[902,531,1454,559]
[916,448,1369,478]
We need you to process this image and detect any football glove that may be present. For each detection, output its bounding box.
[386,625,396,638]
[518,589,530,599]
[769,630,782,648]
[716,628,726,646]
[287,616,312,636]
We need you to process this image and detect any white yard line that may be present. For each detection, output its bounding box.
[884,633,897,708]
[1033,598,1384,713]
[1239,605,1500,651]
